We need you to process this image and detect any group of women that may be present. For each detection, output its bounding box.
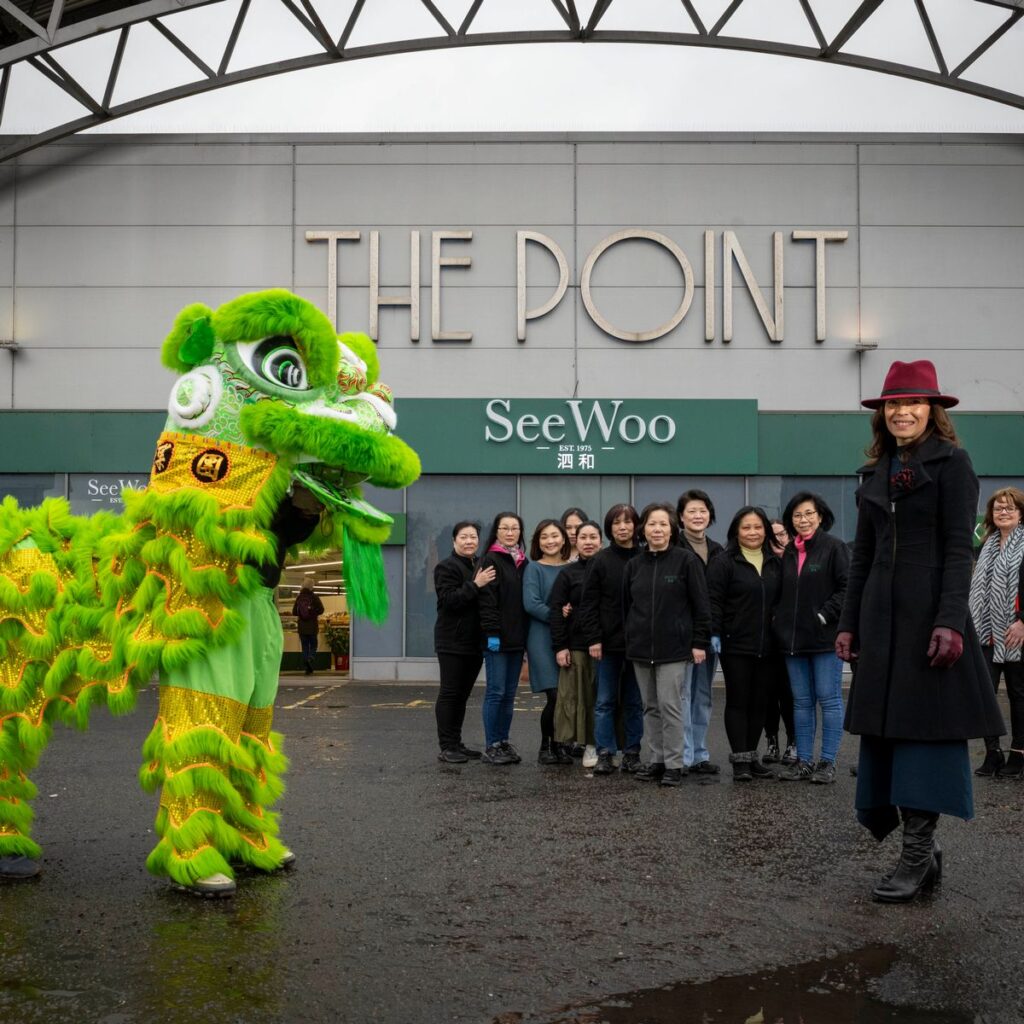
[432,490,850,786]
[432,358,1011,904]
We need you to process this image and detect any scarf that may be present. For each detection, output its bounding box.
[794,531,814,575]
[489,541,526,568]
[969,526,1024,663]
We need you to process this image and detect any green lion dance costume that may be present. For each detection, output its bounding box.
[0,290,420,895]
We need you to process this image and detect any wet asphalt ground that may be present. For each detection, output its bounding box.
[1,678,1022,1024]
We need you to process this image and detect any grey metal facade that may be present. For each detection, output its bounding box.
[2,131,1023,414]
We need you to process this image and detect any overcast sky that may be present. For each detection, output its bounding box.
[7,0,1024,136]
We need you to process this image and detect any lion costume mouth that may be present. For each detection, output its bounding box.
[292,464,394,528]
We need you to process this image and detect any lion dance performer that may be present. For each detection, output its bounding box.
[0,290,420,896]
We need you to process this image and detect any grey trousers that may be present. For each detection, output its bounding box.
[633,660,691,771]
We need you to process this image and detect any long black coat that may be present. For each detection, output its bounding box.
[839,435,1005,741]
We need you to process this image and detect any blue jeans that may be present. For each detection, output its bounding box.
[785,652,844,764]
[594,653,644,755]
[482,651,522,747]
[683,652,715,766]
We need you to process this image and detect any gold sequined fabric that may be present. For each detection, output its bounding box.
[242,706,274,745]
[157,686,248,743]
[148,432,278,511]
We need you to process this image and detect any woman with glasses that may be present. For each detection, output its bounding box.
[969,487,1024,779]
[478,512,529,765]
[774,492,849,784]
[835,360,1003,903]
[762,520,796,765]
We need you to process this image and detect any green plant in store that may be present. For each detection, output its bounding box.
[323,621,350,656]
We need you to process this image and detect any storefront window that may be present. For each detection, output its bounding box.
[518,476,630,536]
[749,476,859,542]
[403,474,516,658]
[278,547,349,673]
[0,474,65,506]
[633,476,744,545]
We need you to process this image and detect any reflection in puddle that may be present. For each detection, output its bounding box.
[508,946,972,1024]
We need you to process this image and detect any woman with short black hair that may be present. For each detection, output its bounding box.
[434,521,495,763]
[560,507,590,561]
[774,491,849,784]
[624,502,710,788]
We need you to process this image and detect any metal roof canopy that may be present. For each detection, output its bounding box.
[1,0,1023,164]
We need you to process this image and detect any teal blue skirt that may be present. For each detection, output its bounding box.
[855,735,973,839]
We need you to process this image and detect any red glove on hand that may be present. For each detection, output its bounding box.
[927,627,963,668]
[835,631,856,663]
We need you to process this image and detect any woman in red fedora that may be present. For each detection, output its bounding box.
[836,359,1004,903]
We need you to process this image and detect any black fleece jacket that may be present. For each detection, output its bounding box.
[433,552,484,656]
[707,547,782,658]
[772,530,849,656]
[477,548,528,652]
[623,545,711,665]
[579,543,637,653]
[548,556,594,653]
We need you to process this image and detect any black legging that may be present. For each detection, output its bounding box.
[720,652,772,753]
[762,654,794,744]
[983,647,1024,750]
[541,689,557,742]
[435,652,483,751]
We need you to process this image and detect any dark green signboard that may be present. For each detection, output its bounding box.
[395,398,758,474]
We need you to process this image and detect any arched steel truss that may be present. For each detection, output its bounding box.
[1,0,1023,163]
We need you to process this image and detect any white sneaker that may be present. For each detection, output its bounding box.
[176,872,236,897]
[582,744,598,768]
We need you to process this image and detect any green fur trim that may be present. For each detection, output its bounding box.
[212,290,338,389]
[0,834,41,859]
[342,529,389,624]
[139,718,258,793]
[162,302,215,372]
[339,332,380,386]
[179,316,215,366]
[236,731,288,807]
[240,400,421,490]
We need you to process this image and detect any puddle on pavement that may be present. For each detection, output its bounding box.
[507,945,972,1024]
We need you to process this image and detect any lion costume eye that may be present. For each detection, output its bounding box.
[237,336,309,391]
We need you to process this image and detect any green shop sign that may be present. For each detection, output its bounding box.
[395,399,758,474]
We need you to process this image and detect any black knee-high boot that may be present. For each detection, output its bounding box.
[872,808,942,903]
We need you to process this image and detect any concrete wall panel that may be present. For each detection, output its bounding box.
[16,226,293,287]
[17,165,294,226]
[297,143,573,164]
[575,348,858,410]
[857,348,1024,412]
[859,144,1024,165]
[14,347,168,409]
[576,163,858,225]
[15,287,266,348]
[861,165,1024,227]
[19,143,294,166]
[295,164,574,225]
[861,288,1024,350]
[578,143,856,164]
[0,170,14,226]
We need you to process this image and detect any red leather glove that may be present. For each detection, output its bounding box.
[835,631,856,663]
[927,627,963,668]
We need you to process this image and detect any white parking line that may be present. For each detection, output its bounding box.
[282,685,340,710]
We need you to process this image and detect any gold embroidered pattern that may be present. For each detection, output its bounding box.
[147,432,278,511]
[241,706,274,744]
[158,687,249,743]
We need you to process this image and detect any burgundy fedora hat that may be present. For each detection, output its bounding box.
[861,359,959,410]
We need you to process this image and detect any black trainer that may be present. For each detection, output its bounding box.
[620,751,641,773]
[537,741,560,765]
[659,768,684,787]
[458,744,483,760]
[635,762,665,782]
[438,748,469,764]
[778,759,813,781]
[481,744,515,765]
[749,757,775,780]
[762,736,781,764]
[810,759,837,784]
[593,751,615,775]
[691,760,720,776]
[499,741,522,764]
[0,855,41,880]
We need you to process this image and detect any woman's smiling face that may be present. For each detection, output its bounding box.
[884,398,932,447]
